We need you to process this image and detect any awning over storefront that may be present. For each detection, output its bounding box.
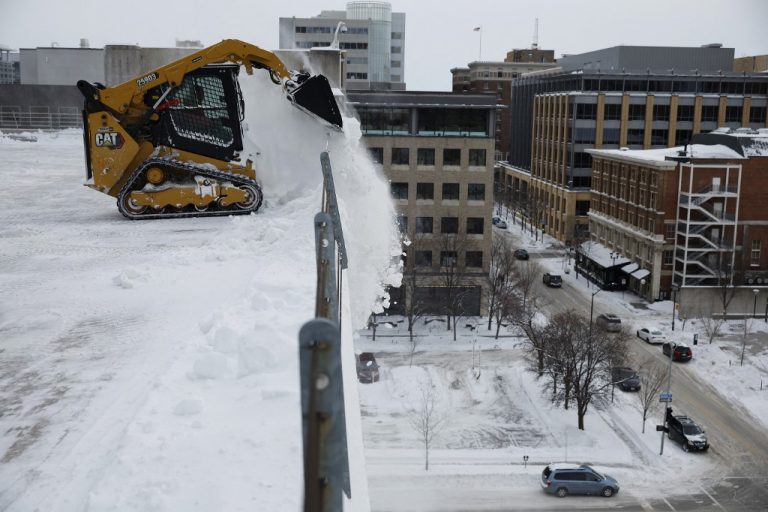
[579,241,631,268]
[632,268,651,280]
[621,263,639,274]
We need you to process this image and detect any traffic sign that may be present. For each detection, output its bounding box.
[659,392,672,402]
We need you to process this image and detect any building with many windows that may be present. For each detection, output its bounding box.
[346,91,498,315]
[500,63,768,248]
[451,48,558,161]
[583,128,768,315]
[279,1,405,91]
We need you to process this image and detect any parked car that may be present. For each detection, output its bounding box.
[492,215,501,225]
[596,313,622,332]
[542,272,562,288]
[611,367,641,391]
[495,220,507,229]
[662,342,693,362]
[636,327,667,344]
[514,249,529,260]
[356,352,380,383]
[541,463,620,498]
[666,408,709,452]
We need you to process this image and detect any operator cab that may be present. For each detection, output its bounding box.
[148,65,245,162]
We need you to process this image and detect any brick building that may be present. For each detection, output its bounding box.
[584,128,768,316]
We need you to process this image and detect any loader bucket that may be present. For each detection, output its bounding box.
[288,74,343,130]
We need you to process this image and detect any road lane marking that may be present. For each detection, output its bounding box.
[700,486,726,511]
[662,497,677,511]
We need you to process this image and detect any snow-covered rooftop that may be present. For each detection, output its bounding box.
[588,144,745,164]
[579,240,631,268]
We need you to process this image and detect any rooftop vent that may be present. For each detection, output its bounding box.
[701,43,723,48]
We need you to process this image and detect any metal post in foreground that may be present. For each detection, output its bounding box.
[671,284,679,331]
[659,342,675,455]
[589,288,602,336]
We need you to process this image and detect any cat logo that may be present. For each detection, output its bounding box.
[94,131,124,149]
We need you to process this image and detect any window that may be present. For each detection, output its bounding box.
[677,105,695,122]
[415,217,433,233]
[391,32,403,39]
[573,152,592,168]
[576,103,597,120]
[443,148,461,166]
[750,106,767,124]
[751,240,761,266]
[391,147,410,165]
[442,183,460,200]
[675,129,693,145]
[441,217,459,234]
[604,104,622,120]
[725,106,743,123]
[440,251,458,267]
[628,104,646,121]
[653,104,670,121]
[391,46,402,54]
[416,183,434,200]
[627,129,644,145]
[418,108,488,137]
[417,148,435,165]
[575,200,590,216]
[346,72,368,80]
[469,148,486,166]
[466,251,483,268]
[369,147,383,164]
[466,217,484,234]
[574,127,595,144]
[665,223,676,240]
[415,250,432,267]
[603,127,620,145]
[701,105,718,122]
[467,183,485,201]
[396,215,408,233]
[663,250,673,266]
[651,129,668,145]
[391,60,401,68]
[390,182,408,199]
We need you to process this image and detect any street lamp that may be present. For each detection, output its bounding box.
[660,341,676,456]
[671,283,680,331]
[589,287,602,335]
[609,252,619,288]
[753,289,759,318]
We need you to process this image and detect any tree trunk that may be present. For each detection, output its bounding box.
[642,410,647,433]
[425,442,429,471]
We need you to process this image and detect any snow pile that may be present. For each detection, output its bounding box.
[238,73,402,326]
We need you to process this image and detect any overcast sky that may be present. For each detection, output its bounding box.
[1,0,766,91]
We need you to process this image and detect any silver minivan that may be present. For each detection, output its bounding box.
[541,463,620,498]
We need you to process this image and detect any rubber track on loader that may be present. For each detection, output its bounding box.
[117,158,263,220]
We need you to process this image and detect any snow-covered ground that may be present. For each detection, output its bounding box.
[355,216,768,511]
[0,73,399,511]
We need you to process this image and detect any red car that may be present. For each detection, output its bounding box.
[663,342,692,362]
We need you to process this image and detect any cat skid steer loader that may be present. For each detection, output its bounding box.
[77,39,343,219]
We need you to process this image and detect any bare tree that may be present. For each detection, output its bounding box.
[514,260,542,310]
[487,236,516,332]
[540,311,581,409]
[409,380,447,471]
[635,360,667,433]
[437,234,469,332]
[402,237,429,342]
[507,291,549,376]
[715,253,739,320]
[539,313,628,430]
[741,317,754,366]
[697,306,725,344]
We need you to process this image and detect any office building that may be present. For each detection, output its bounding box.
[279,1,405,91]
[346,90,498,315]
[501,52,768,247]
[451,48,558,161]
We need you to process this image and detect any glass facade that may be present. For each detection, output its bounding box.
[347,1,391,83]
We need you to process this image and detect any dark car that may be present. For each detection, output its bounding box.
[612,367,641,391]
[542,273,562,287]
[541,463,620,498]
[662,342,692,362]
[596,313,622,333]
[356,352,380,383]
[666,409,709,452]
[514,249,529,260]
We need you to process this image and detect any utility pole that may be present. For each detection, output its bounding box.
[659,342,675,455]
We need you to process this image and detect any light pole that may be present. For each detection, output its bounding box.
[660,341,676,456]
[671,283,680,331]
[640,278,647,301]
[609,252,619,288]
[753,289,759,318]
[589,288,602,335]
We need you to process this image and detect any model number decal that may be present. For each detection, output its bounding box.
[136,73,158,87]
